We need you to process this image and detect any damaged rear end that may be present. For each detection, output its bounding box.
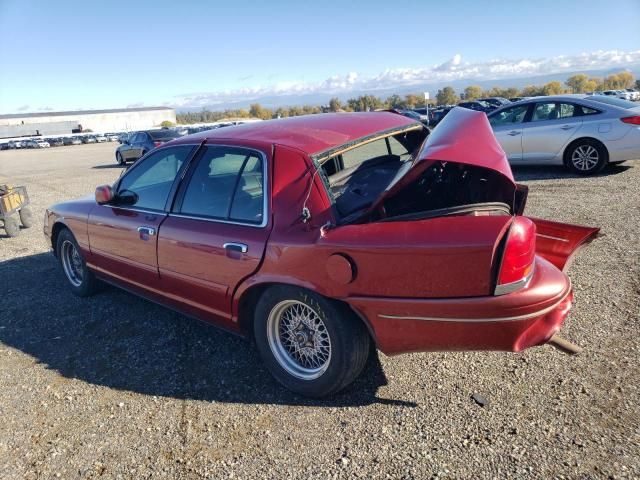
[317,108,599,355]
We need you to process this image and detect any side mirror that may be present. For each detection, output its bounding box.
[114,189,138,206]
[95,185,114,204]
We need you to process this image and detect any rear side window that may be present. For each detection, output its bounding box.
[341,138,389,169]
[579,105,600,115]
[179,146,264,225]
[532,103,560,122]
[558,103,576,118]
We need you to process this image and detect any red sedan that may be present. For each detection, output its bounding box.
[45,108,599,397]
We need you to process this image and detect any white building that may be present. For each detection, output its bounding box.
[0,107,176,138]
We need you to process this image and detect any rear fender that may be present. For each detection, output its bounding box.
[530,217,600,271]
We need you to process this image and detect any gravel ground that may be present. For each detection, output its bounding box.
[0,143,638,479]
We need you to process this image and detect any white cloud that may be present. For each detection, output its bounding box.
[172,49,640,108]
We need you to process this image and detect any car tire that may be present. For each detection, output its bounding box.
[3,215,20,237]
[116,152,125,165]
[565,139,608,175]
[254,285,370,397]
[56,228,100,297]
[19,207,33,228]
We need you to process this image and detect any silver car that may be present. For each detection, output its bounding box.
[488,95,640,174]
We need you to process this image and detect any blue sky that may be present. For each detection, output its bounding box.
[1,0,639,113]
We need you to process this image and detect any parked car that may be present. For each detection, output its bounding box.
[478,97,511,108]
[45,109,599,397]
[601,90,631,101]
[0,143,8,150]
[7,140,24,149]
[115,129,181,164]
[394,109,429,126]
[24,139,50,148]
[82,135,97,144]
[95,135,107,143]
[429,106,454,125]
[487,94,640,174]
[624,89,639,101]
[509,97,532,103]
[63,137,82,146]
[47,138,64,147]
[105,134,120,142]
[458,100,495,113]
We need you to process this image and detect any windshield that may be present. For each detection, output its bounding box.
[149,130,180,140]
[588,96,638,109]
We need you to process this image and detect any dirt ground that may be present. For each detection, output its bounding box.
[0,142,638,479]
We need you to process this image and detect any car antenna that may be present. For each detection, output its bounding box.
[301,163,321,223]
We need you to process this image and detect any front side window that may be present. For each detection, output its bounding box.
[489,105,529,126]
[117,145,193,211]
[179,146,264,225]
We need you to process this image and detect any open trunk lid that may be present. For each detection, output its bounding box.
[347,108,518,224]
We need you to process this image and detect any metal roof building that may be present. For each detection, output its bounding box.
[0,107,176,138]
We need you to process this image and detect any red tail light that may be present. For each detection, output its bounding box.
[621,116,640,125]
[154,141,163,147]
[495,217,536,295]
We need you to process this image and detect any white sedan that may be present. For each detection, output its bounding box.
[488,94,640,174]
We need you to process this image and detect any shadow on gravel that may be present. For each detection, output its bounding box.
[0,253,414,408]
[92,164,126,170]
[513,163,631,182]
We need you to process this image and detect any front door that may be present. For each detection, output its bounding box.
[489,103,530,163]
[88,145,195,291]
[157,145,271,329]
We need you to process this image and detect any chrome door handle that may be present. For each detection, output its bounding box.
[507,130,521,136]
[560,125,574,130]
[137,226,156,237]
[223,242,248,253]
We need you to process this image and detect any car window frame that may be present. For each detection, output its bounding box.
[112,144,199,214]
[170,144,270,229]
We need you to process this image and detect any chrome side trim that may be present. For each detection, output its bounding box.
[169,213,266,229]
[377,282,571,324]
[494,265,535,296]
[536,233,570,243]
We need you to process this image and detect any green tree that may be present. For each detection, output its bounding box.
[541,81,564,96]
[160,120,175,128]
[249,103,273,120]
[436,86,458,106]
[463,86,483,100]
[565,74,589,93]
[328,97,342,112]
[521,85,542,97]
[385,94,407,109]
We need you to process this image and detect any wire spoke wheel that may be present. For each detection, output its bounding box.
[267,300,332,380]
[571,144,599,171]
[61,239,84,287]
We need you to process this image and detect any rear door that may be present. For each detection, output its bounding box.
[88,145,194,290]
[521,102,583,163]
[157,144,271,328]
[489,104,530,163]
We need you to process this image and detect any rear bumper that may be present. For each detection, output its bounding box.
[347,256,573,355]
[608,128,640,163]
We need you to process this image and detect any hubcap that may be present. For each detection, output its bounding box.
[61,240,84,287]
[571,145,599,171]
[266,300,332,380]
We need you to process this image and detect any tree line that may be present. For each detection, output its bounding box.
[176,71,638,123]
